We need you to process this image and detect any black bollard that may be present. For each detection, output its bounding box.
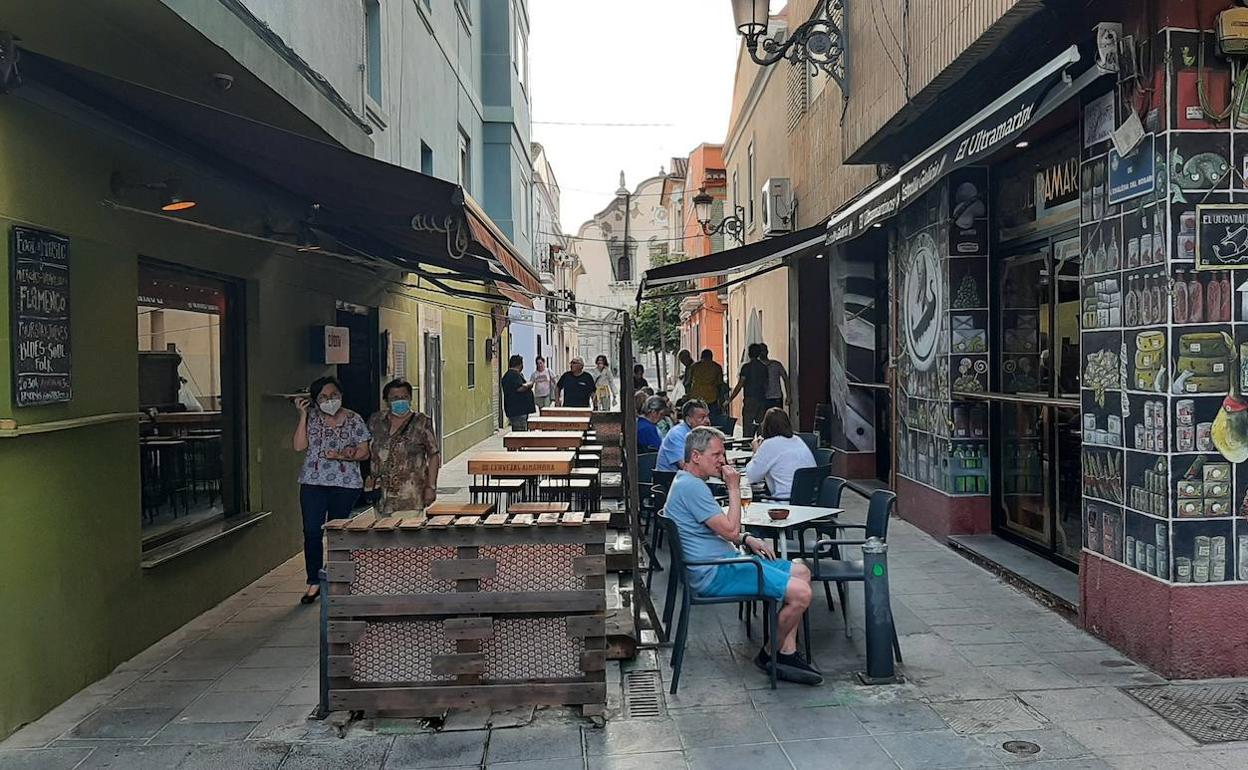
[857,537,902,685]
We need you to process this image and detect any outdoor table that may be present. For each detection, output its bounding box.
[503,431,584,450]
[540,406,593,417]
[528,416,592,431]
[726,449,753,467]
[734,503,842,558]
[467,451,576,476]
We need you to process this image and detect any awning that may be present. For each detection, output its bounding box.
[20,51,539,293]
[827,44,1112,246]
[638,221,826,300]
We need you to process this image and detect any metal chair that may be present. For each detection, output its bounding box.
[796,432,819,453]
[658,513,778,693]
[711,414,738,436]
[810,489,903,662]
[758,464,831,506]
[813,447,835,467]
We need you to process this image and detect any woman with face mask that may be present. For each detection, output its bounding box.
[292,376,371,604]
[367,379,441,517]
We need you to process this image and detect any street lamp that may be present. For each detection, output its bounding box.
[731,0,847,98]
[692,187,745,247]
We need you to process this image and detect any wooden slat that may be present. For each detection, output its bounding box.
[443,617,494,640]
[426,502,496,517]
[327,620,367,644]
[483,513,509,527]
[397,516,427,529]
[328,590,606,616]
[507,502,571,514]
[431,653,487,675]
[573,555,606,576]
[537,512,561,526]
[425,515,456,528]
[580,651,606,672]
[562,512,585,526]
[372,517,400,531]
[566,615,606,638]
[587,513,611,524]
[430,559,498,580]
[510,513,534,526]
[345,511,378,531]
[329,682,606,712]
[323,518,349,531]
[325,561,356,583]
[454,516,481,527]
[327,655,354,678]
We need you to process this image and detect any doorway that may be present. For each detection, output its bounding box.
[335,304,380,419]
[423,332,444,455]
[991,234,1082,567]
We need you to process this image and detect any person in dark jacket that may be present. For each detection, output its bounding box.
[501,354,535,430]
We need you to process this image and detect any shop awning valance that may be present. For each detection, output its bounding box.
[637,221,826,301]
[20,52,544,296]
[826,45,1113,247]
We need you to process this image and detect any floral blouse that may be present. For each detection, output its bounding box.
[367,410,440,514]
[298,410,371,488]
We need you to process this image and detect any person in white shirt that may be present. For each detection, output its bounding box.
[530,356,555,409]
[745,407,816,499]
[759,343,791,409]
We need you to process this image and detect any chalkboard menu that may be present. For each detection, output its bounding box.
[1195,204,1248,270]
[10,226,71,406]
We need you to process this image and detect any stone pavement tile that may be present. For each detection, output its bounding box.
[1024,760,1112,769]
[76,744,197,769]
[1043,652,1163,682]
[106,680,207,711]
[910,607,996,626]
[748,680,847,708]
[148,720,260,743]
[200,621,276,641]
[665,676,753,709]
[177,741,290,770]
[955,644,1050,667]
[68,707,181,740]
[142,656,236,682]
[761,705,867,742]
[1010,630,1108,654]
[0,692,115,748]
[250,591,309,608]
[176,636,266,661]
[0,748,93,770]
[175,689,285,723]
[931,625,1021,645]
[279,683,322,707]
[80,669,148,699]
[487,760,583,770]
[1106,752,1231,770]
[237,646,318,669]
[874,729,1004,769]
[587,750,689,770]
[968,727,1093,764]
[265,626,318,648]
[929,698,1046,735]
[848,702,948,736]
[248,704,329,742]
[583,719,682,755]
[486,723,584,763]
[226,605,303,625]
[386,730,488,768]
[685,742,791,770]
[781,736,899,770]
[671,705,776,749]
[900,593,971,611]
[210,665,309,693]
[1016,688,1156,723]
[1207,747,1248,769]
[982,664,1083,692]
[1058,718,1191,756]
[279,739,392,769]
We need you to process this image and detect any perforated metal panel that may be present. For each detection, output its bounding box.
[351,620,455,683]
[349,547,456,594]
[1127,683,1248,743]
[478,544,586,592]
[481,617,585,680]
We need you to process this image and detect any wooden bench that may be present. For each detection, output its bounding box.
[425,501,497,517]
[468,478,527,505]
[506,501,572,515]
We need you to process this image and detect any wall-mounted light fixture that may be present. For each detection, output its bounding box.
[731,0,847,100]
[111,172,197,212]
[692,186,746,247]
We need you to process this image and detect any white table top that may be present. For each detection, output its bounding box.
[726,449,754,464]
[732,502,841,530]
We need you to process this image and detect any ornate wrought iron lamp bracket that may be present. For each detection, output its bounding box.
[743,0,847,99]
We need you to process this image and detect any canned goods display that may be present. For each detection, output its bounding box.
[1176,425,1195,452]
[1196,422,1214,451]
[1176,557,1193,582]
[1176,399,1195,426]
[1125,536,1136,568]
[1239,537,1248,581]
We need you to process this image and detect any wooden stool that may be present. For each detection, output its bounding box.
[469,478,527,505]
[575,451,602,468]
[506,501,571,515]
[538,478,593,510]
[571,467,602,512]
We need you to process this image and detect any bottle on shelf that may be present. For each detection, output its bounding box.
[1174,271,1189,324]
[1188,270,1204,323]
[1207,270,1222,322]
[1151,272,1165,325]
[1222,271,1233,320]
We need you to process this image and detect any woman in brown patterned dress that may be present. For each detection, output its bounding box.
[366,379,441,514]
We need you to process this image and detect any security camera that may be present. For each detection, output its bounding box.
[211,73,234,91]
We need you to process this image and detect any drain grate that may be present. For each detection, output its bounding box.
[622,670,665,718]
[1126,683,1248,744]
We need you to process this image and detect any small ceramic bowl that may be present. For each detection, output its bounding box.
[767,508,790,521]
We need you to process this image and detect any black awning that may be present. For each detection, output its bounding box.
[20,52,524,286]
[638,221,826,300]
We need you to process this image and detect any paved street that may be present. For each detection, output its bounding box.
[3,433,1248,769]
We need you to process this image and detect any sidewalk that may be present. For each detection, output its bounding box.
[4,432,1248,769]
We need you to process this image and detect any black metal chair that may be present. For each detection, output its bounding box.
[813,447,835,467]
[711,414,738,436]
[659,513,778,693]
[809,489,903,662]
[757,464,831,506]
[796,432,820,453]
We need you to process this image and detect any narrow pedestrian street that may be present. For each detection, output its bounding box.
[3,432,1246,770]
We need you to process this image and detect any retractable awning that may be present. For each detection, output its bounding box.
[20,52,544,297]
[637,221,826,301]
[826,44,1113,246]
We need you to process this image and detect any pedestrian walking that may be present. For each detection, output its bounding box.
[556,357,596,407]
[501,354,536,430]
[760,343,791,410]
[592,355,618,410]
[632,363,649,391]
[366,379,440,516]
[292,376,370,604]
[728,342,769,439]
[687,349,726,417]
[531,356,555,409]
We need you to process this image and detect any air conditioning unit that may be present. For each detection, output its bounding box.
[761,177,794,236]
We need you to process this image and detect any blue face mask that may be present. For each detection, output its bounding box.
[389,399,411,416]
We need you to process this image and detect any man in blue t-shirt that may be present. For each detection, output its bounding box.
[664,426,820,685]
[637,396,665,452]
[656,399,710,471]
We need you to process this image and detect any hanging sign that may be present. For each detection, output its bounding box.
[10,226,72,406]
[1195,203,1248,269]
[1107,133,1156,205]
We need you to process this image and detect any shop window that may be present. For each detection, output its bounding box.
[747,142,756,229]
[137,265,244,538]
[420,142,434,175]
[365,0,383,105]
[467,314,476,388]
[459,128,472,193]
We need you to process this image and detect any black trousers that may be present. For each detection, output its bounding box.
[299,484,359,585]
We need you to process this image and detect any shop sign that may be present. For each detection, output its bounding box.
[902,231,943,372]
[1107,133,1155,205]
[1195,203,1248,269]
[10,226,72,406]
[1037,155,1080,210]
[313,325,350,365]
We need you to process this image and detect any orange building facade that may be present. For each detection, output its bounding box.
[678,144,728,364]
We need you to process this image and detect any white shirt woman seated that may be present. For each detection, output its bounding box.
[745,407,816,499]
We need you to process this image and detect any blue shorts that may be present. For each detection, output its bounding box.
[702,557,792,601]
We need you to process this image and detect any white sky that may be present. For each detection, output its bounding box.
[529,0,751,232]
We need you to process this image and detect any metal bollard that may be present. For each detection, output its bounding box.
[857,537,902,685]
[316,566,330,718]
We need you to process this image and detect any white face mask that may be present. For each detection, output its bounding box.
[318,398,342,416]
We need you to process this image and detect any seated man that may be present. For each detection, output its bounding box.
[637,395,665,452]
[656,399,709,472]
[664,426,820,685]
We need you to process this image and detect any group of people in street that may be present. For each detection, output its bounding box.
[672,345,789,435]
[291,377,441,603]
[500,354,619,430]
